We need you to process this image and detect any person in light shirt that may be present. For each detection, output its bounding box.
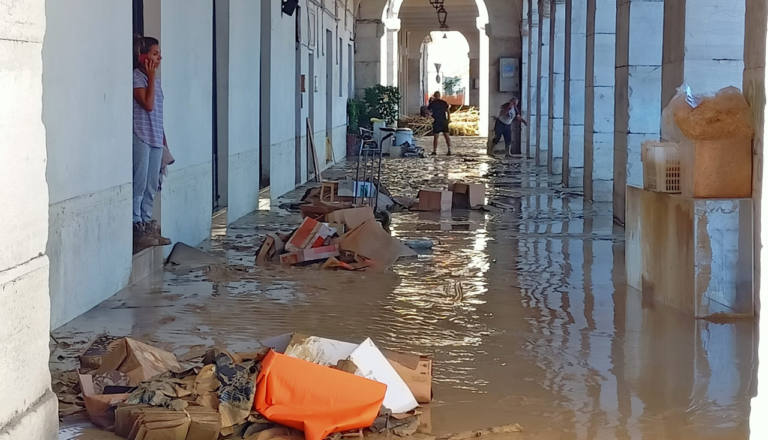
[132,36,172,250]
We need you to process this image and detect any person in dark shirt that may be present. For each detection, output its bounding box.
[427,91,452,156]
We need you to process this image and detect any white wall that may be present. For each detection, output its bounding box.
[267,4,297,199]
[159,0,214,248]
[43,0,133,327]
[226,0,261,222]
[265,0,353,199]
[1,0,58,438]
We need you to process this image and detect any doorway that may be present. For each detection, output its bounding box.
[212,0,230,234]
[259,0,271,192]
[295,7,302,185]
[325,29,333,164]
[307,51,315,181]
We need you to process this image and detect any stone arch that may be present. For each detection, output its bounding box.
[378,0,490,135]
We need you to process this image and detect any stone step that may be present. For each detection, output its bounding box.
[130,246,164,284]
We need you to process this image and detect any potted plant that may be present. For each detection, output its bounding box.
[346,98,363,157]
[363,85,401,126]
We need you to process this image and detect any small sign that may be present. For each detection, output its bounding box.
[499,58,520,92]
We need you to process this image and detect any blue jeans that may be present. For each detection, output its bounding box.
[493,120,512,149]
[133,134,163,223]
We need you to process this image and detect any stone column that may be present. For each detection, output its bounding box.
[469,57,480,106]
[406,57,421,114]
[527,0,540,159]
[548,0,566,175]
[353,20,383,96]
[661,0,745,105]
[536,0,551,166]
[562,0,586,187]
[744,0,767,435]
[613,0,663,223]
[521,0,530,157]
[384,27,399,86]
[584,0,615,202]
[1,1,58,438]
[467,30,480,107]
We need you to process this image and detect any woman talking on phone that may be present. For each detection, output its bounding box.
[132,36,171,251]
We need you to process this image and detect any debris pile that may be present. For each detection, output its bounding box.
[259,190,416,270]
[447,107,480,137]
[57,334,443,440]
[399,107,480,137]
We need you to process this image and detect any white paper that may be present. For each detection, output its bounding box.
[348,338,419,414]
[283,336,357,366]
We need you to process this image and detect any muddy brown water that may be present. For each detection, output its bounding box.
[53,138,756,439]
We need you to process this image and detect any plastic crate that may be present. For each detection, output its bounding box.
[642,141,681,193]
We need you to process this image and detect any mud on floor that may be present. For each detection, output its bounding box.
[52,138,757,440]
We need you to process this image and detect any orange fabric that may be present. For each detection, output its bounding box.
[254,350,386,440]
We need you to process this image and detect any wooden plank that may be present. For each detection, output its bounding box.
[307,118,322,182]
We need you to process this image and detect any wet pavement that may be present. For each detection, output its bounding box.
[52,137,757,439]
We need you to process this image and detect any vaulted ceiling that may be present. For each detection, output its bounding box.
[398,0,481,31]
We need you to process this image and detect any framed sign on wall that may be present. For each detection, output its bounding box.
[499,57,520,93]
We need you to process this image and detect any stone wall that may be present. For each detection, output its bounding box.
[0,1,58,438]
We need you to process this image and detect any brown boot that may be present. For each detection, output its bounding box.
[144,220,171,246]
[133,222,157,253]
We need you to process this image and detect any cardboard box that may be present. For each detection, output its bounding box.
[281,244,340,265]
[327,222,346,235]
[79,373,132,428]
[308,223,337,248]
[449,182,486,209]
[339,220,416,268]
[381,350,433,404]
[256,234,285,265]
[80,335,120,371]
[302,244,340,261]
[679,138,752,198]
[280,252,302,266]
[286,217,321,252]
[94,338,182,386]
[414,190,452,212]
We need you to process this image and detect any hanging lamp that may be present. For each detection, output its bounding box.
[437,5,448,28]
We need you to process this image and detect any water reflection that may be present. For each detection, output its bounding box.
[53,138,756,439]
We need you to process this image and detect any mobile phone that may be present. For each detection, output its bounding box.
[139,54,149,65]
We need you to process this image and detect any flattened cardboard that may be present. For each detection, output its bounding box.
[95,338,182,386]
[339,220,416,268]
[325,207,375,231]
[137,417,191,440]
[185,406,221,440]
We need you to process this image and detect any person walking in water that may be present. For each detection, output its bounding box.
[427,91,452,156]
[133,36,172,251]
[491,97,528,157]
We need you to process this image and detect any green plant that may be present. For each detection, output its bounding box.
[363,85,401,125]
[347,99,361,134]
[443,76,461,96]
